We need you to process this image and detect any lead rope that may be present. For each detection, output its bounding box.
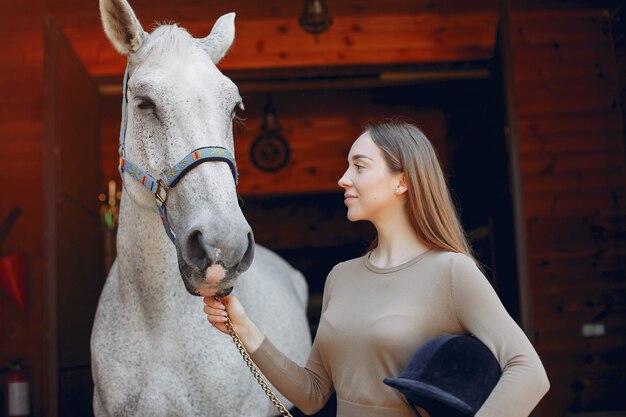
[215,297,293,417]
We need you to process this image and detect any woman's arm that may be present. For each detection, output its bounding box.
[450,254,550,417]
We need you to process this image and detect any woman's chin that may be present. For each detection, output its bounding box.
[346,211,361,222]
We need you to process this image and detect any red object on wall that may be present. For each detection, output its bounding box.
[0,254,27,312]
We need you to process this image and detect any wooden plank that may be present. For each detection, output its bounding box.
[0,9,498,77]
[0,68,44,87]
[536,334,626,357]
[526,219,626,252]
[520,150,626,175]
[535,334,625,358]
[529,253,626,276]
[519,130,624,156]
[515,80,618,107]
[532,279,626,295]
[0,33,45,69]
[534,321,626,347]
[528,216,625,249]
[518,113,621,136]
[522,171,626,193]
[511,42,614,67]
[534,288,626,315]
[534,315,626,343]
[524,189,626,217]
[535,373,624,417]
[1,0,500,32]
[0,71,44,123]
[516,90,618,116]
[513,60,614,83]
[63,12,498,75]
[511,10,610,45]
[511,8,611,20]
[525,208,625,222]
[530,259,626,282]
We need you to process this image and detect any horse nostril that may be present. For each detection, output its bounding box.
[186,230,210,270]
[236,230,255,273]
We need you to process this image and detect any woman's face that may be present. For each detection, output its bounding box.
[338,131,403,222]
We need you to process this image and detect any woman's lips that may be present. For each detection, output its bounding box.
[344,194,357,203]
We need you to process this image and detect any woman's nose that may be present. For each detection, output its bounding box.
[338,170,351,189]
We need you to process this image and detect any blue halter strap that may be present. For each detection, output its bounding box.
[118,65,239,243]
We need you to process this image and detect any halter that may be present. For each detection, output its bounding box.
[118,66,239,243]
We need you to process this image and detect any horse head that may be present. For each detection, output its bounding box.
[100,0,254,297]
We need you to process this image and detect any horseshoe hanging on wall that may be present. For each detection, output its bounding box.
[250,94,290,173]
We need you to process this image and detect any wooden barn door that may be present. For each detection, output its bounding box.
[44,18,104,417]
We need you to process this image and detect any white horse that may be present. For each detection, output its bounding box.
[91,1,312,415]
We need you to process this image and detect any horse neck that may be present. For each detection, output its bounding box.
[116,189,181,303]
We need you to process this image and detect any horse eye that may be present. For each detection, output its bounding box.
[231,101,244,120]
[136,96,156,111]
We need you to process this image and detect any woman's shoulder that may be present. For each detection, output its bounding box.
[419,250,481,278]
[329,254,367,275]
[424,250,469,267]
[321,256,367,296]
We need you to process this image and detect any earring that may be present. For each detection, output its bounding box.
[395,188,400,194]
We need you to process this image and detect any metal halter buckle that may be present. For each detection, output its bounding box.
[155,179,168,205]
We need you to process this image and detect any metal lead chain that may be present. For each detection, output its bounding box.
[215,297,293,417]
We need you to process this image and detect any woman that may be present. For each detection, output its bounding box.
[203,120,550,417]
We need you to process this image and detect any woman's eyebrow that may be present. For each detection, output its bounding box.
[350,154,373,162]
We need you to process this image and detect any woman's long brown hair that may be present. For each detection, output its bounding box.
[366,120,474,258]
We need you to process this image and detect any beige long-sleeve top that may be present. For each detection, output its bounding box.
[250,250,550,417]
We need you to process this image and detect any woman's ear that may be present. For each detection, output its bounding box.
[395,176,408,195]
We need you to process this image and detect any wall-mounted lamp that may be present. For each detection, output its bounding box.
[299,0,333,37]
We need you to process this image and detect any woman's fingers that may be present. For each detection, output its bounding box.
[204,306,228,321]
[203,296,226,309]
[202,294,249,335]
[218,295,246,319]
[202,297,230,333]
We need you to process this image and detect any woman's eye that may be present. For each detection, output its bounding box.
[355,164,364,170]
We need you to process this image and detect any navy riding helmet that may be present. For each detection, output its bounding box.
[384,335,502,416]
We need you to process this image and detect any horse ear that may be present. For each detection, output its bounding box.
[201,13,236,64]
[100,0,146,55]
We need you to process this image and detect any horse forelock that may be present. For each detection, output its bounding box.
[134,24,203,64]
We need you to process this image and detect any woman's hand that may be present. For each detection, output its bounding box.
[203,294,247,335]
[202,295,265,353]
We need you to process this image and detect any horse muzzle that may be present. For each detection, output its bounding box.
[176,229,255,297]
[178,261,237,297]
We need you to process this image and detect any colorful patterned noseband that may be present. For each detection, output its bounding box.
[118,66,239,243]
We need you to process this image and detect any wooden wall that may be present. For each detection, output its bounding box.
[1,0,625,416]
[1,5,47,416]
[510,8,626,416]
